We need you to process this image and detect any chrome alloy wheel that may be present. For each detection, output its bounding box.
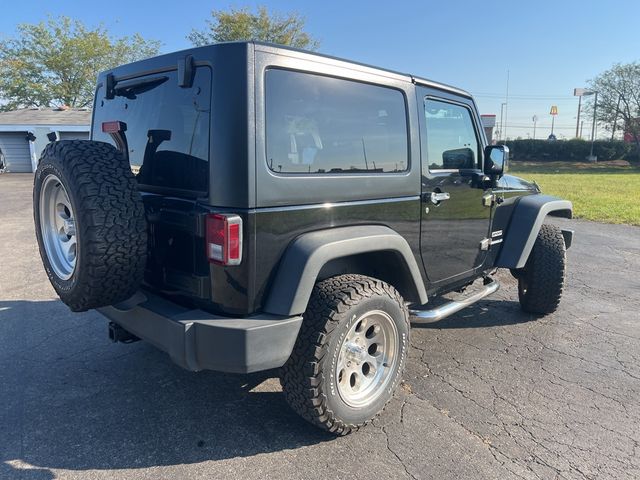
[336,310,399,408]
[39,174,77,280]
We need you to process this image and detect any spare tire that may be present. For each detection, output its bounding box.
[33,140,147,312]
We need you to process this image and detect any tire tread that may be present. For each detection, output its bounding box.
[518,224,566,314]
[34,140,147,312]
[280,274,408,435]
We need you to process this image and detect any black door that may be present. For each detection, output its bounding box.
[418,91,493,286]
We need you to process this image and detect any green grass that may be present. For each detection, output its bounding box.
[509,161,640,226]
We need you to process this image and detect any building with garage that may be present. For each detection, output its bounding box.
[0,107,91,173]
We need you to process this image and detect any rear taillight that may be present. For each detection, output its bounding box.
[206,214,243,265]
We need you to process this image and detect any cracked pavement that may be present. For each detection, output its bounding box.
[1,173,639,479]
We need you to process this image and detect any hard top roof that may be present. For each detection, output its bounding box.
[105,41,473,99]
[249,41,472,98]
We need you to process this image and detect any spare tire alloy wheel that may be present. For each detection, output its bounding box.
[39,174,77,280]
[33,140,147,312]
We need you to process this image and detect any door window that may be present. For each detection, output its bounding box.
[424,99,480,170]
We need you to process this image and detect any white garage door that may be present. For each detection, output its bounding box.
[0,132,32,173]
[58,131,90,141]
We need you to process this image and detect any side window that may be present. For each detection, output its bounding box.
[424,98,480,170]
[93,67,211,193]
[265,69,408,174]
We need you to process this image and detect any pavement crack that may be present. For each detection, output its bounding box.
[379,422,417,480]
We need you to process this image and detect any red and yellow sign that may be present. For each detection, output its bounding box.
[550,105,558,116]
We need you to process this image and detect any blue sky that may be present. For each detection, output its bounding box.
[2,0,639,139]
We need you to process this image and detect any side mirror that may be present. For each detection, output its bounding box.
[483,145,509,177]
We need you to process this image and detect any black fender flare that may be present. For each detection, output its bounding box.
[495,194,572,269]
[263,225,428,316]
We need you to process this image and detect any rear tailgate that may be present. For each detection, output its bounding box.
[92,66,213,303]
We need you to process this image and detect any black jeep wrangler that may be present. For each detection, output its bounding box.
[33,42,573,435]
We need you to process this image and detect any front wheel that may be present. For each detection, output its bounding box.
[518,224,567,314]
[280,274,409,435]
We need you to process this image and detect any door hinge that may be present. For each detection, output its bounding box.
[482,193,495,207]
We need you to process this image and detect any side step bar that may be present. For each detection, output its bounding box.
[410,278,500,323]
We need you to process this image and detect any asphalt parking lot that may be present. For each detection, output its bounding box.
[1,172,639,479]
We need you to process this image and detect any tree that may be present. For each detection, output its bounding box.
[0,16,161,111]
[587,62,640,150]
[188,6,319,50]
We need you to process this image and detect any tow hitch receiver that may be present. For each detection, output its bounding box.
[108,322,140,344]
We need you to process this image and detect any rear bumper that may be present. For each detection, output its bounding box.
[97,291,302,373]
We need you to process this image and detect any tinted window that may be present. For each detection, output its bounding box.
[265,69,408,174]
[424,99,479,170]
[93,67,211,193]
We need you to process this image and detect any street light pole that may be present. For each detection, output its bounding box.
[575,88,597,159]
[575,95,582,138]
[574,88,593,139]
[589,91,598,160]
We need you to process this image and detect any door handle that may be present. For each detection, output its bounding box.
[430,191,450,204]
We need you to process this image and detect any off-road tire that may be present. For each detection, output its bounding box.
[518,224,566,314]
[280,274,409,435]
[33,140,147,312]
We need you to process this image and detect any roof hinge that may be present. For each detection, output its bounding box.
[178,55,195,88]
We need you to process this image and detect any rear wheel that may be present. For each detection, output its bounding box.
[280,274,409,435]
[518,224,566,314]
[34,140,147,312]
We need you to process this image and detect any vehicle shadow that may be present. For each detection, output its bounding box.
[0,299,332,479]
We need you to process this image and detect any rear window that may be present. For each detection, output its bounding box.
[265,69,408,174]
[93,67,211,193]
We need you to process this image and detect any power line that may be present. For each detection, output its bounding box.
[472,92,575,99]
[504,124,578,129]
[505,123,579,127]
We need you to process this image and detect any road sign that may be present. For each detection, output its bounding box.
[550,106,558,116]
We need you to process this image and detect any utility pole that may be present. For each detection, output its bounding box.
[532,115,538,139]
